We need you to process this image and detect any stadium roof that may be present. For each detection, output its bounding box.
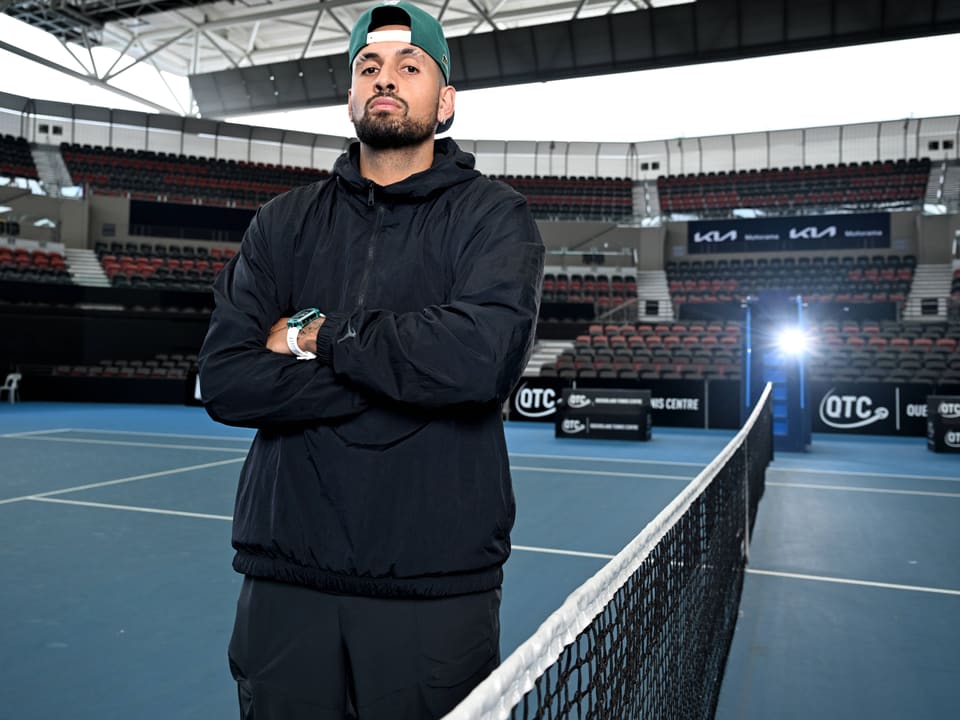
[3,0,960,118]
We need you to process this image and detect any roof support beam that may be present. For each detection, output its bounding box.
[0,38,177,113]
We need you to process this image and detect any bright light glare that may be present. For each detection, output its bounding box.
[777,327,809,356]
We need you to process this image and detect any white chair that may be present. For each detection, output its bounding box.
[0,372,21,403]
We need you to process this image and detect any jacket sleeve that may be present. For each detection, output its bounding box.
[198,203,370,428]
[315,195,544,408]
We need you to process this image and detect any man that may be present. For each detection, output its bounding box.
[197,2,544,718]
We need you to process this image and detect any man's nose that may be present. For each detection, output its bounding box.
[374,66,398,93]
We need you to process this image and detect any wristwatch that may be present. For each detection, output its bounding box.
[286,308,325,360]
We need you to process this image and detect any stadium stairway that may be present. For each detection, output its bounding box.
[29,143,73,198]
[942,161,960,210]
[65,248,111,287]
[634,270,675,322]
[902,263,954,321]
[635,180,660,217]
[523,339,574,377]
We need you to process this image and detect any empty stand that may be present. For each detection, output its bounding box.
[93,240,234,291]
[538,318,960,387]
[0,245,72,284]
[658,159,930,215]
[492,175,633,221]
[60,143,329,208]
[541,320,742,381]
[666,254,914,312]
[0,134,39,181]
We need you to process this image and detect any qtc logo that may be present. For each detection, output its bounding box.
[937,402,960,420]
[945,430,960,449]
[513,383,558,418]
[561,419,586,434]
[566,393,592,410]
[818,390,889,430]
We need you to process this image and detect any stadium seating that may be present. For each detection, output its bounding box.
[657,159,930,215]
[666,254,915,310]
[538,318,960,386]
[0,245,72,284]
[60,143,330,208]
[50,352,196,381]
[540,321,742,381]
[0,134,39,180]
[491,175,633,221]
[93,240,235,290]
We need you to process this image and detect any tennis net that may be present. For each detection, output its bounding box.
[444,383,774,720]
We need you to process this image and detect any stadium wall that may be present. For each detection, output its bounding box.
[3,92,958,185]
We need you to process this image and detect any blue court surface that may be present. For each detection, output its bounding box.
[0,403,957,719]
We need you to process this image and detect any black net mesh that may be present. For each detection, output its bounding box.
[445,386,774,720]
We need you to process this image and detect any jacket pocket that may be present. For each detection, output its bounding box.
[329,405,428,449]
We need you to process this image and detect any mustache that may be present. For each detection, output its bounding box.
[365,93,408,112]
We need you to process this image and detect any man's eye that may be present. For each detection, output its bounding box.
[402,65,419,73]
[361,66,378,75]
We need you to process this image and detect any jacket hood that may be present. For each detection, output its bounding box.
[334,137,481,201]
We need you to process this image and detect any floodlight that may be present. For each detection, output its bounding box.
[777,327,808,356]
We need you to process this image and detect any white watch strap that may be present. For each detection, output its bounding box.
[286,325,317,360]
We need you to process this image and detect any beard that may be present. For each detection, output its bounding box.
[353,95,437,149]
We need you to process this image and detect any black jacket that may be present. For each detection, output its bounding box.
[198,138,544,597]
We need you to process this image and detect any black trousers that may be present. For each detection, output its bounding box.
[228,576,501,720]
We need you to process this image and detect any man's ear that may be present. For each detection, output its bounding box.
[347,89,354,122]
[438,85,456,126]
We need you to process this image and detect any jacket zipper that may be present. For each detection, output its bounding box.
[356,183,382,308]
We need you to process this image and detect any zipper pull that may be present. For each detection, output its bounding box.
[367,184,375,207]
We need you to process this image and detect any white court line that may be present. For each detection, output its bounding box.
[768,466,960,484]
[511,452,704,468]
[0,457,245,505]
[57,427,253,443]
[513,544,614,560]
[510,465,692,481]
[28,496,233,521]
[746,568,960,596]
[767,480,960,498]
[13,495,960,597]
[17,496,620,562]
[1,428,73,438]
[5,435,249,453]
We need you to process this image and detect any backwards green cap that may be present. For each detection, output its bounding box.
[348,2,454,132]
[348,1,451,83]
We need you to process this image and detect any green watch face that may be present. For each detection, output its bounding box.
[288,308,322,329]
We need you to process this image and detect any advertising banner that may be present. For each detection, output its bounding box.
[926,396,960,452]
[554,388,652,441]
[810,382,931,436]
[687,213,890,254]
[509,377,733,428]
[579,377,708,428]
[508,378,567,422]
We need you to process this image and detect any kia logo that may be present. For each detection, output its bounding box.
[514,383,557,418]
[818,389,889,429]
[789,225,837,239]
[693,230,737,243]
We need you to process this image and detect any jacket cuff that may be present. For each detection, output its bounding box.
[315,312,347,366]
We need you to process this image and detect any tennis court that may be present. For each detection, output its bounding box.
[1,402,957,719]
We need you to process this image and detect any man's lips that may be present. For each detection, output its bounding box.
[367,96,404,112]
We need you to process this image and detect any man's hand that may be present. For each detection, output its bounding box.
[265,316,326,355]
[266,318,290,354]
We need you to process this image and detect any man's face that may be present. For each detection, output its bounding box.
[348,24,453,149]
